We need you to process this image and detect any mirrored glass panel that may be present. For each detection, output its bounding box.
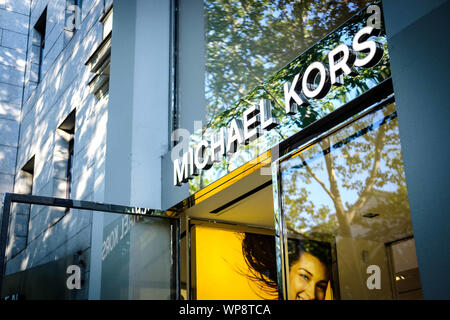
[180,1,392,194]
[1,200,178,300]
[180,0,374,122]
[276,101,423,299]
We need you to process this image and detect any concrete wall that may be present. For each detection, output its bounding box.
[105,0,170,209]
[0,0,31,200]
[383,0,450,299]
[17,0,106,203]
[4,0,109,299]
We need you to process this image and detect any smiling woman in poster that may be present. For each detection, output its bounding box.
[241,233,333,300]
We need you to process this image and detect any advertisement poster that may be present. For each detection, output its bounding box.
[192,225,333,300]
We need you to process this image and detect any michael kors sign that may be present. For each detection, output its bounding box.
[173,23,383,187]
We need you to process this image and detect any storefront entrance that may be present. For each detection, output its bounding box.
[1,97,423,301]
[178,163,275,299]
[180,97,423,300]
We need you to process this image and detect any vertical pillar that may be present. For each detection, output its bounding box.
[383,0,450,299]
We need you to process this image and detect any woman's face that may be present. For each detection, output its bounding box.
[289,252,329,300]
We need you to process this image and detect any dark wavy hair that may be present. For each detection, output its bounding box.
[241,232,332,299]
[241,232,279,299]
[287,238,332,270]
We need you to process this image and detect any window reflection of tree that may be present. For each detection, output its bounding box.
[205,0,372,121]
[281,104,412,242]
[191,0,393,194]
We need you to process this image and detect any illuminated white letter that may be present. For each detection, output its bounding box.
[226,118,244,154]
[283,73,309,114]
[328,44,358,86]
[353,26,384,68]
[366,265,381,290]
[302,61,332,98]
[243,103,261,143]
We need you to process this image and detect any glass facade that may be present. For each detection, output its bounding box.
[1,0,440,302]
[0,196,179,300]
[181,0,373,122]
[180,0,391,194]
[173,0,425,300]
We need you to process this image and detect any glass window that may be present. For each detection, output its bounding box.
[8,158,35,258]
[56,109,76,200]
[33,8,47,83]
[102,6,113,39]
[275,101,423,299]
[1,200,178,300]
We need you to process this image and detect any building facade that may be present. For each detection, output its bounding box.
[0,0,449,300]
[0,0,30,202]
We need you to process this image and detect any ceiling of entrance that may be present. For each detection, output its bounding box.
[183,164,275,229]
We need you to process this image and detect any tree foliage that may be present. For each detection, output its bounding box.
[190,0,390,193]
[205,0,372,122]
[281,104,412,242]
